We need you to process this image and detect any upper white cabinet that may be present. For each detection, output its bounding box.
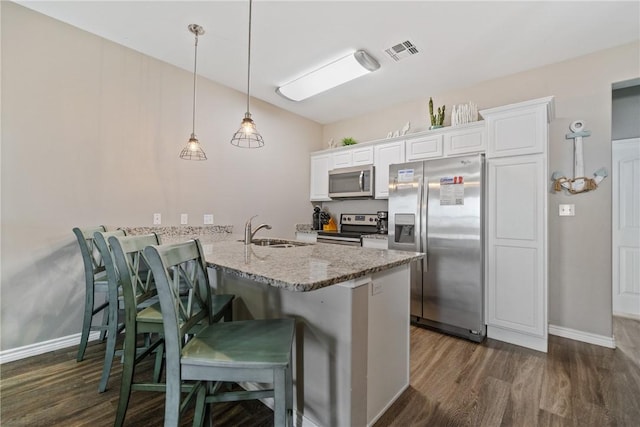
[481,97,555,158]
[405,122,485,161]
[310,153,331,201]
[443,121,486,156]
[374,141,405,199]
[332,146,374,169]
[405,134,443,161]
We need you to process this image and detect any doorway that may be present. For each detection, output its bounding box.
[612,79,640,319]
[612,138,640,317]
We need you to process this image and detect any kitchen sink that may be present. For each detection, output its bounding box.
[250,238,312,248]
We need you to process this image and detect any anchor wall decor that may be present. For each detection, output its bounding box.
[551,120,607,194]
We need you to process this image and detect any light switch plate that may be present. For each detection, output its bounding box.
[559,204,575,216]
[180,213,188,225]
[204,214,214,225]
[153,213,162,225]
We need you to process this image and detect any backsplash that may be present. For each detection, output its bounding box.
[316,199,388,224]
[123,225,233,238]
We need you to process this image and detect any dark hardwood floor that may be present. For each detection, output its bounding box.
[1,317,638,426]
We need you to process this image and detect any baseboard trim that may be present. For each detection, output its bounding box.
[368,382,409,427]
[239,382,319,427]
[487,326,548,353]
[613,312,640,321]
[0,331,100,364]
[548,324,616,349]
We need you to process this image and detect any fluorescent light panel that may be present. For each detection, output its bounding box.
[277,50,380,101]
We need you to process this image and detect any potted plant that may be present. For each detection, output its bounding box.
[342,137,357,146]
[428,97,445,129]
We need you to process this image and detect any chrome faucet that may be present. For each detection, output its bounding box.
[244,215,272,245]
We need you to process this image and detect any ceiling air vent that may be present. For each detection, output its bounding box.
[384,40,419,62]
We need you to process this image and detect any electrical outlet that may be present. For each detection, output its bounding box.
[180,213,188,225]
[153,213,162,225]
[559,204,575,216]
[204,214,214,225]
[372,282,383,295]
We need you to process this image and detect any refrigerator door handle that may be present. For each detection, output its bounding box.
[421,176,428,266]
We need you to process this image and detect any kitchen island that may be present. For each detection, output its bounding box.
[190,234,422,427]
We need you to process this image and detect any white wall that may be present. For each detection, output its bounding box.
[0,2,323,351]
[323,41,640,338]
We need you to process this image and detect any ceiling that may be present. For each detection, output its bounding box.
[15,1,640,124]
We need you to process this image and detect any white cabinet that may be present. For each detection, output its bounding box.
[481,97,555,158]
[374,141,405,199]
[362,236,388,250]
[483,96,554,353]
[486,155,547,352]
[310,153,331,201]
[405,134,443,160]
[404,122,485,161]
[444,122,486,156]
[332,146,374,169]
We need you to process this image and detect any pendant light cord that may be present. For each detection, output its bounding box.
[192,32,199,135]
[246,0,253,115]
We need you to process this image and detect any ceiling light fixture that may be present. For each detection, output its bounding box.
[276,50,380,102]
[230,0,264,148]
[179,24,207,160]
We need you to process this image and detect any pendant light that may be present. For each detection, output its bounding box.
[230,0,264,148]
[179,24,207,160]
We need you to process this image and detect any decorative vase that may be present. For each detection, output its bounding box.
[430,125,443,130]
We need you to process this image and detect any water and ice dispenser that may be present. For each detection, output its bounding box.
[393,213,415,244]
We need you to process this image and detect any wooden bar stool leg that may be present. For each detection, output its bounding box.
[274,368,286,427]
[98,295,109,342]
[76,291,94,362]
[98,299,119,392]
[285,362,293,426]
[115,328,137,427]
[152,340,164,383]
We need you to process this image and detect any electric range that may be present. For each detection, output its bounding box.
[316,213,380,246]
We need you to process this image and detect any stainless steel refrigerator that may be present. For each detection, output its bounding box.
[389,154,485,342]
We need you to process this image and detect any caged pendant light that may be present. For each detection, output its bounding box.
[230,0,264,148]
[179,24,207,160]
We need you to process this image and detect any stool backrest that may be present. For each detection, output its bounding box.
[93,230,128,288]
[109,233,161,309]
[72,226,108,283]
[143,240,212,360]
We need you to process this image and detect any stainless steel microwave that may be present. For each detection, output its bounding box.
[328,165,375,198]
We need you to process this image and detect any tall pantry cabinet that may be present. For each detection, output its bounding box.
[480,96,555,353]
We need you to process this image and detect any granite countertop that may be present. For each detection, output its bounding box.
[165,233,423,292]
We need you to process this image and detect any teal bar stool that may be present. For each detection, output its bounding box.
[73,225,111,362]
[110,234,234,427]
[144,240,294,427]
[92,230,128,393]
[93,230,141,393]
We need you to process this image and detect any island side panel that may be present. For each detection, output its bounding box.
[367,265,411,425]
[211,270,370,427]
